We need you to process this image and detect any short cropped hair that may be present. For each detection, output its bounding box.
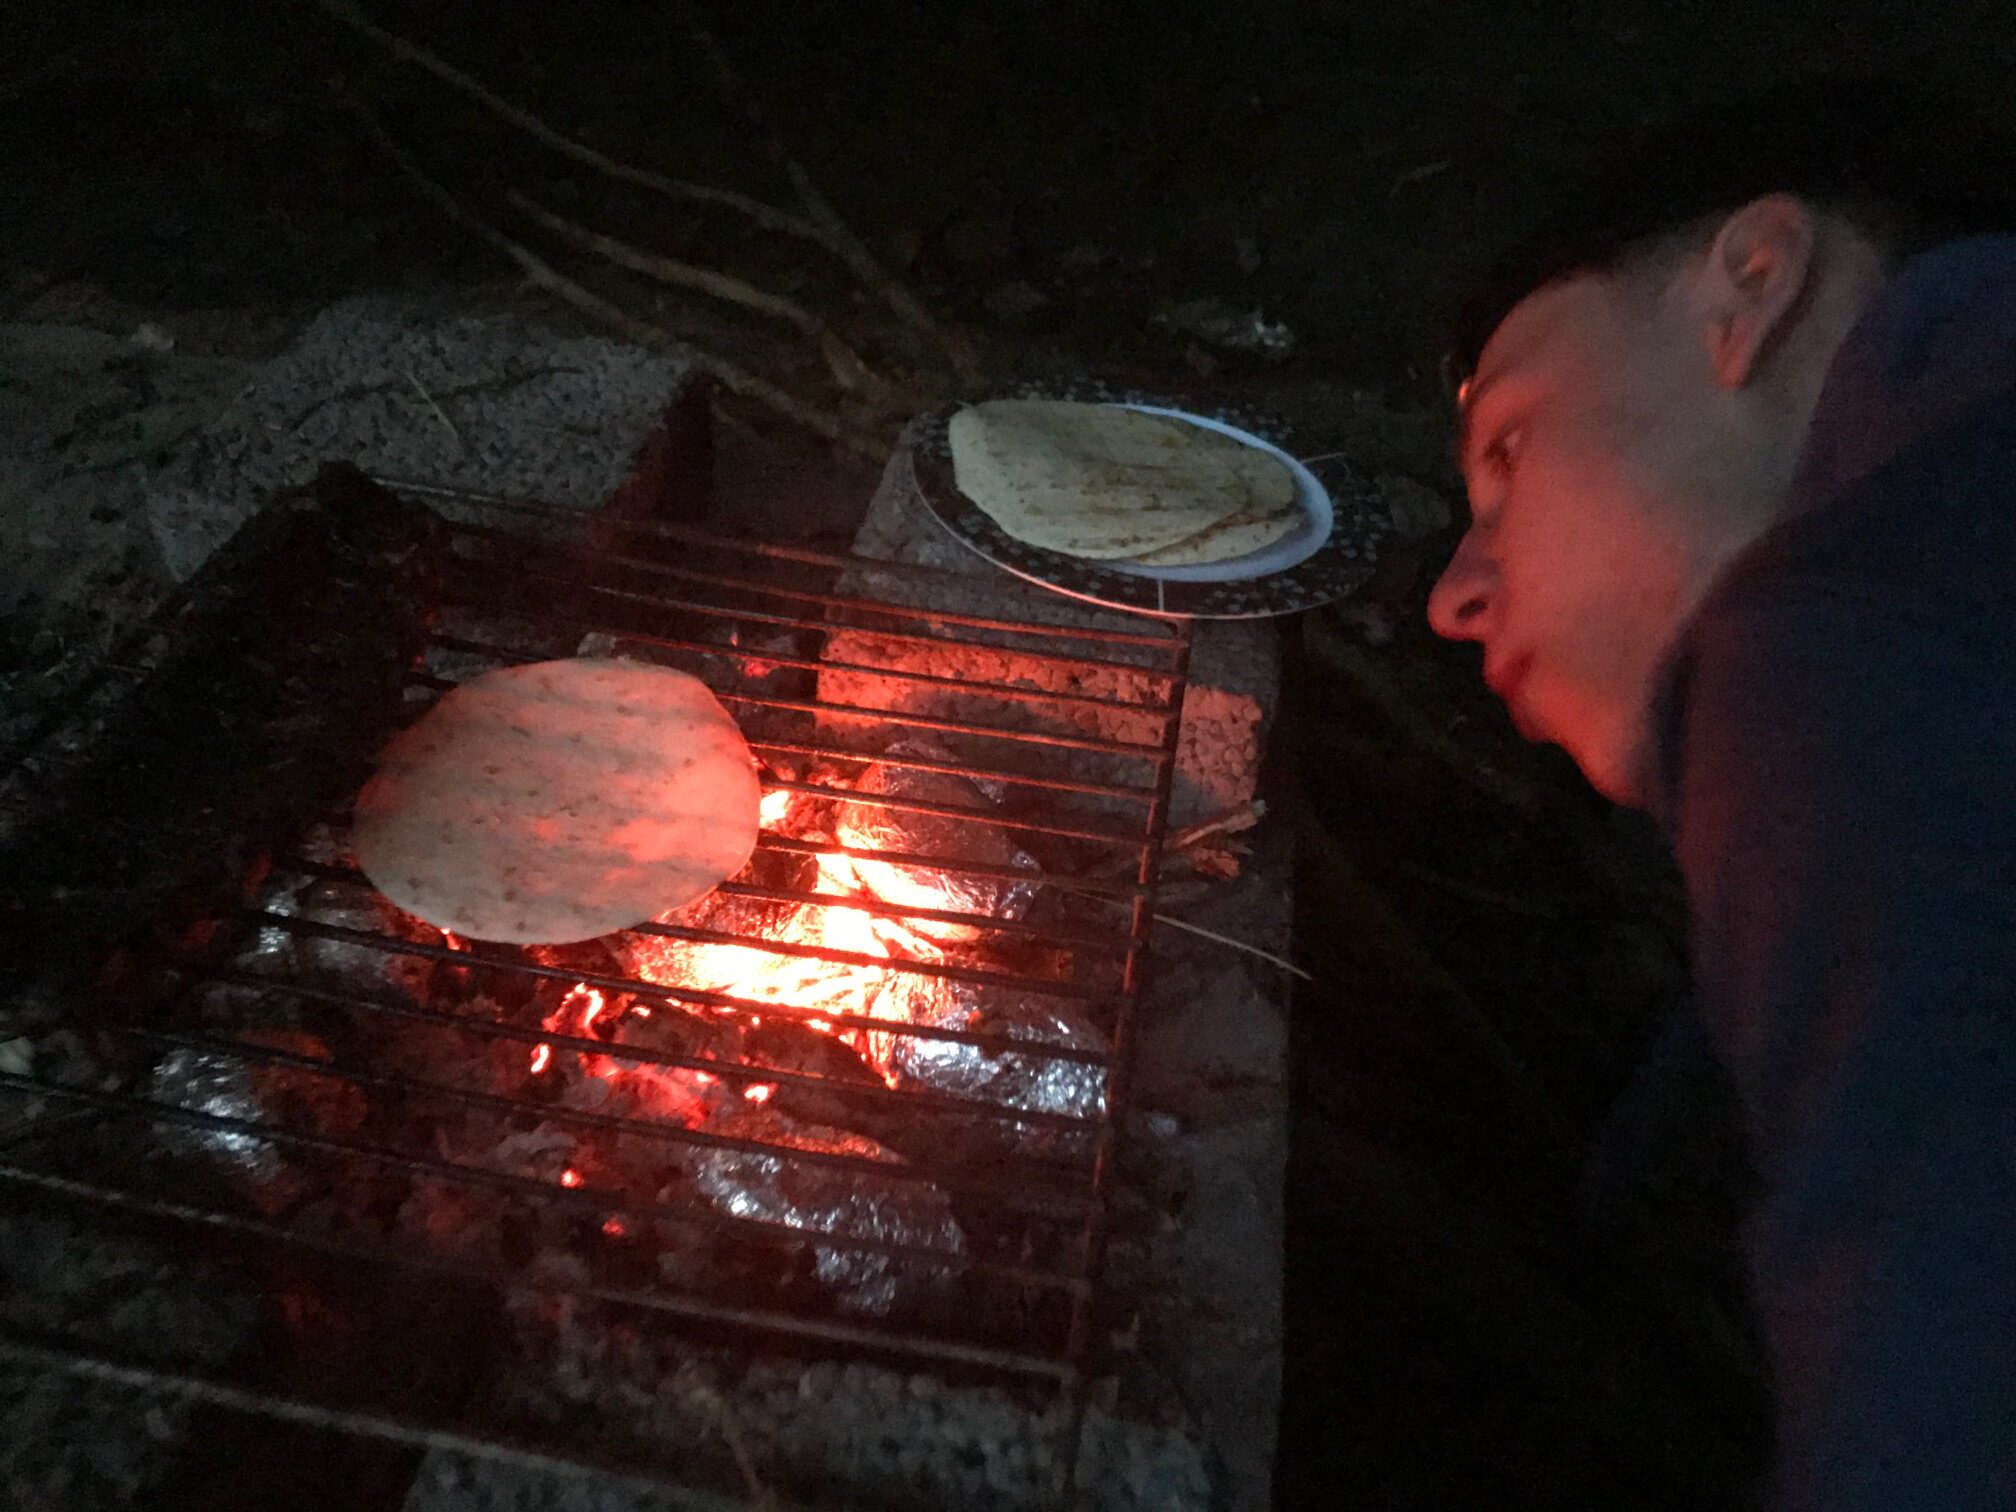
[1445,71,2016,394]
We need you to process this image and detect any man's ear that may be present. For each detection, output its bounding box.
[1699,194,1817,388]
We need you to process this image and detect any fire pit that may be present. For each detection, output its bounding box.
[0,469,1211,1508]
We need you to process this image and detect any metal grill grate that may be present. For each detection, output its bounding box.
[0,480,1193,1501]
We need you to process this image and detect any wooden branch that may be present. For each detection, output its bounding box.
[333,87,889,461]
[504,190,894,404]
[306,0,824,244]
[683,14,983,382]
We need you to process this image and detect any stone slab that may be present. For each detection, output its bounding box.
[141,294,700,580]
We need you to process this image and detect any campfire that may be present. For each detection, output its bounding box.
[0,476,1201,1507]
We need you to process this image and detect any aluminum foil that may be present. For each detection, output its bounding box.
[875,974,1108,1125]
[144,1033,366,1202]
[615,887,885,1018]
[679,1103,963,1316]
[834,741,1039,941]
[145,1048,280,1181]
[238,870,439,1001]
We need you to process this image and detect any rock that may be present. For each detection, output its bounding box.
[1150,298,1295,361]
[140,295,698,582]
[1375,472,1454,538]
[940,203,1016,270]
[1059,241,1108,275]
[981,279,1051,326]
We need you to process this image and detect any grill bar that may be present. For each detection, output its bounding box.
[756,833,1152,900]
[758,776,1150,846]
[409,667,1174,761]
[1065,632,1194,1371]
[204,968,1111,1131]
[445,555,1176,683]
[0,1172,1077,1379]
[744,736,1160,802]
[4,1074,1088,1287]
[710,879,1128,952]
[440,516,1186,654]
[286,858,1130,953]
[262,909,1113,1005]
[117,1026,1098,1209]
[430,628,1181,720]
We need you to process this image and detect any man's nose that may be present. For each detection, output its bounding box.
[1426,531,1500,642]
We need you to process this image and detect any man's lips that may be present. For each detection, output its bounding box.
[1486,653,1539,736]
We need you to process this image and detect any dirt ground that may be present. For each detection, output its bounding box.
[5,1,2013,1506]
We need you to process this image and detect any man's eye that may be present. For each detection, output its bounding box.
[1481,425,1523,478]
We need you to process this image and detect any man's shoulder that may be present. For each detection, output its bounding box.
[1643,385,2016,829]
[1716,383,2016,620]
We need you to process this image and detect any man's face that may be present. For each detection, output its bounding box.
[1429,270,1744,804]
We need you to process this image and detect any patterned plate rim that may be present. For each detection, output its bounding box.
[907,394,1389,620]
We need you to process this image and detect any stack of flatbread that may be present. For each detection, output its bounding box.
[948,399,1300,567]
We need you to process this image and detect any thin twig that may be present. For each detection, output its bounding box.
[505,189,893,403]
[1163,798,1265,853]
[673,1360,778,1512]
[305,0,824,244]
[333,86,888,460]
[682,13,983,381]
[402,368,465,452]
[1079,799,1266,886]
[1151,911,1313,981]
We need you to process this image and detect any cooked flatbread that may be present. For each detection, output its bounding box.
[949,399,1294,558]
[352,659,761,944]
[1121,497,1303,566]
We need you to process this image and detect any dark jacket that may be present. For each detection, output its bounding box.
[1643,236,2016,1511]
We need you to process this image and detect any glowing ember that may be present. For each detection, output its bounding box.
[521,979,714,1127]
[559,1167,583,1189]
[601,1215,628,1237]
[759,789,794,826]
[742,1083,775,1103]
[561,982,607,1031]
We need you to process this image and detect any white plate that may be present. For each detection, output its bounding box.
[1083,404,1332,582]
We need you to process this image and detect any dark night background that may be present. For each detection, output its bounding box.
[4,2,2012,1507]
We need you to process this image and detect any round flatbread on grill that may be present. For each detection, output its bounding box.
[352,659,761,944]
[948,399,1296,559]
